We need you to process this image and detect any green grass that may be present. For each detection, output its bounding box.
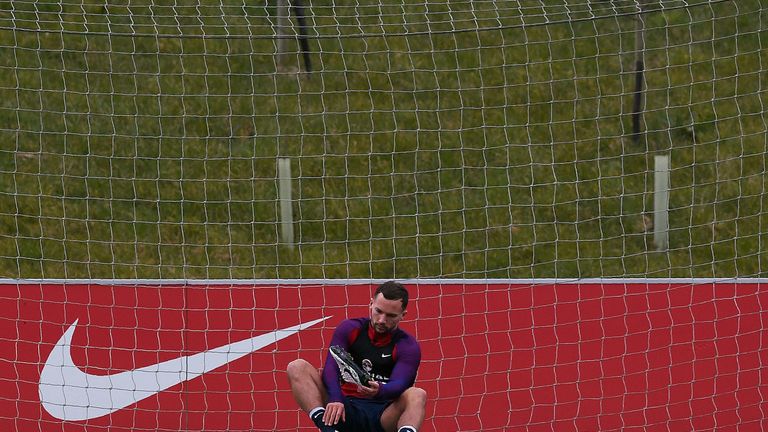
[0,0,766,279]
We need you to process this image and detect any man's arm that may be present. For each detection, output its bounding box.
[375,336,421,400]
[321,319,362,402]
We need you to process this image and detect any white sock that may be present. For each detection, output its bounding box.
[309,406,325,420]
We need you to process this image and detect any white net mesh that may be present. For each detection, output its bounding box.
[2,0,765,279]
[1,2,767,429]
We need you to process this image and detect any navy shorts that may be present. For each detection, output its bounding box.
[335,397,392,432]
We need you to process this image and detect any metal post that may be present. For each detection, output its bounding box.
[278,158,295,247]
[276,0,290,71]
[631,1,646,146]
[653,154,670,251]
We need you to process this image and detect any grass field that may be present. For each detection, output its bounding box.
[0,0,766,279]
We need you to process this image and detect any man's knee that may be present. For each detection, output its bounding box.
[401,386,427,408]
[286,358,312,381]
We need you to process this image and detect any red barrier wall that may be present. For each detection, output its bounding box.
[1,281,766,431]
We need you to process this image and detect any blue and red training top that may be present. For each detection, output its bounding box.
[322,317,421,402]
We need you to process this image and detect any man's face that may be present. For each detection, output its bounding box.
[369,293,406,334]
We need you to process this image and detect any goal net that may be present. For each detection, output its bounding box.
[2,0,765,280]
[0,0,766,430]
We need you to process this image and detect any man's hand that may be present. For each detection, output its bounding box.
[323,401,345,426]
[357,380,380,398]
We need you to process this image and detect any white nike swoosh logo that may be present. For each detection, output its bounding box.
[39,316,329,421]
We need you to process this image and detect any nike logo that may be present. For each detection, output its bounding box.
[382,354,391,358]
[39,316,329,421]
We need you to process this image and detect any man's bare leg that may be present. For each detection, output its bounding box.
[286,359,326,412]
[379,387,427,432]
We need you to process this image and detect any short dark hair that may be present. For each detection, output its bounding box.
[374,281,409,310]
